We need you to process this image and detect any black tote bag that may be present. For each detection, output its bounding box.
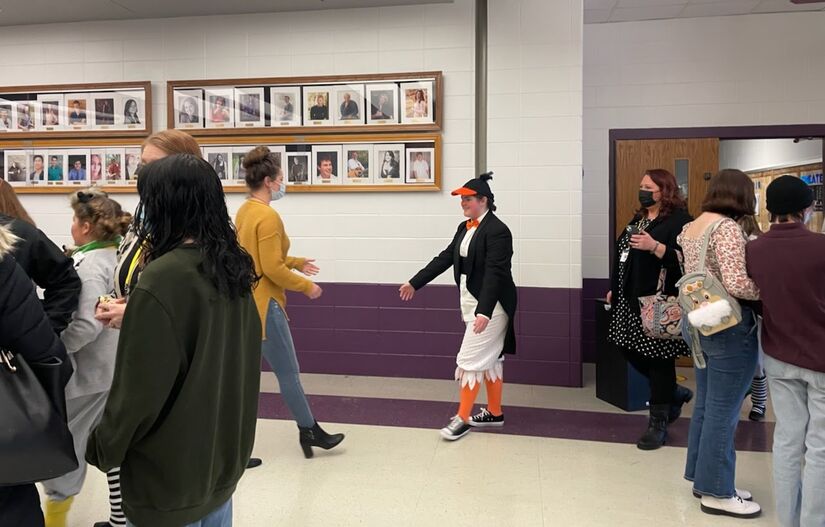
[0,349,78,485]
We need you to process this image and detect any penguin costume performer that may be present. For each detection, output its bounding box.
[399,172,517,440]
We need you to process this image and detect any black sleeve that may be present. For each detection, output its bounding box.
[660,212,692,271]
[476,224,513,318]
[409,224,462,290]
[24,226,82,334]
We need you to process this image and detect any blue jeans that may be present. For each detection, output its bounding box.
[261,299,315,428]
[127,498,232,527]
[684,306,758,498]
[764,354,825,527]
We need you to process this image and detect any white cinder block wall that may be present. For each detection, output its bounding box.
[5,0,583,291]
[583,11,825,280]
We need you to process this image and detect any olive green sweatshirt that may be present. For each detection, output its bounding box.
[86,246,262,527]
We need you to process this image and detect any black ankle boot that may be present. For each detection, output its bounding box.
[668,385,694,423]
[637,404,669,451]
[298,422,345,459]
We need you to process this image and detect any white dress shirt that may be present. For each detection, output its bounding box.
[459,210,506,322]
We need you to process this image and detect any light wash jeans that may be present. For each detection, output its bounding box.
[683,306,759,498]
[764,354,825,527]
[127,499,232,527]
[261,299,315,428]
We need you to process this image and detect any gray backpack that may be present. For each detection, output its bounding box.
[675,219,743,368]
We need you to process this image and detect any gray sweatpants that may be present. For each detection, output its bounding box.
[42,391,109,501]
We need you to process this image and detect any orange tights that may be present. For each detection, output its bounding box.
[457,378,503,422]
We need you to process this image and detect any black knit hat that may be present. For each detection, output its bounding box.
[766,175,814,215]
[451,171,494,200]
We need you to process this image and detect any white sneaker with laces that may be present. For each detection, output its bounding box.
[440,416,472,441]
[700,495,761,518]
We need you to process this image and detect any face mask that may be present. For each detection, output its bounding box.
[271,182,285,201]
[638,190,656,208]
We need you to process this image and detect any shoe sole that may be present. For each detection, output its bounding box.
[700,504,761,519]
[693,491,752,501]
[440,428,471,441]
[468,421,504,428]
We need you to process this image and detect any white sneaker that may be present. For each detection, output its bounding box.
[694,488,752,501]
[700,495,761,518]
[440,416,472,441]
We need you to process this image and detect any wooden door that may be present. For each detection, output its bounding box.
[615,138,719,231]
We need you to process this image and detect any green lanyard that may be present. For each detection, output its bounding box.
[71,239,120,256]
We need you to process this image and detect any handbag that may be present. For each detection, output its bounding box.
[638,263,684,340]
[0,348,78,485]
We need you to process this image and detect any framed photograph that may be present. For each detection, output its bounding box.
[285,151,310,185]
[206,88,234,129]
[92,94,116,129]
[400,81,434,124]
[16,101,37,131]
[4,150,29,185]
[37,94,64,130]
[174,89,204,129]
[204,147,232,181]
[65,94,90,129]
[124,148,141,182]
[366,83,399,125]
[46,151,68,184]
[342,144,372,185]
[405,147,435,184]
[374,144,405,184]
[28,151,47,184]
[89,149,106,183]
[231,148,248,182]
[118,91,145,129]
[311,145,342,185]
[269,87,301,127]
[234,87,265,128]
[67,150,91,185]
[105,149,124,182]
[266,145,286,173]
[303,86,333,126]
[333,84,365,126]
[0,101,16,132]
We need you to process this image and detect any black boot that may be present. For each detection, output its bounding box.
[637,404,669,451]
[298,422,345,459]
[668,385,694,423]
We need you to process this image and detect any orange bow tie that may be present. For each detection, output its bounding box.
[466,219,479,230]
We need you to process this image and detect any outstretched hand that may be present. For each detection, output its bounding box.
[301,258,320,276]
[399,282,415,301]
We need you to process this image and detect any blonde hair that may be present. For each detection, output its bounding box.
[141,129,201,158]
[70,188,132,242]
[737,214,763,238]
[0,224,19,255]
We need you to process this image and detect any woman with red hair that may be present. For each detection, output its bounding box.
[606,169,692,450]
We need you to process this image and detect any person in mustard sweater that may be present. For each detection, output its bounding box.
[235,146,345,458]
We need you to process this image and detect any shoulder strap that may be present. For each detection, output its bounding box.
[697,218,727,275]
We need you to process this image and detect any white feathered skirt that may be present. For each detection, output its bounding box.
[455,312,509,388]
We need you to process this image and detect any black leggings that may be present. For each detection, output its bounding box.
[0,484,44,527]
[621,348,676,406]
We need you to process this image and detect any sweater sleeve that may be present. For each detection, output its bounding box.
[86,288,184,471]
[284,256,307,271]
[258,216,313,294]
[711,220,760,301]
[60,260,109,354]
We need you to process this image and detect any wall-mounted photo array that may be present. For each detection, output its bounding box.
[0,88,147,133]
[173,79,435,130]
[202,142,436,186]
[2,147,142,186]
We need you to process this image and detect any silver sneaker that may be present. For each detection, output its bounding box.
[440,416,472,441]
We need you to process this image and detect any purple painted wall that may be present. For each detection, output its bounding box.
[276,283,584,387]
[582,278,610,363]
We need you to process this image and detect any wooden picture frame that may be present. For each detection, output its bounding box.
[0,82,152,139]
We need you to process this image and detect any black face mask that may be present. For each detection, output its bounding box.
[638,190,657,208]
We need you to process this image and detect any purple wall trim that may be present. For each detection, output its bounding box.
[269,283,583,387]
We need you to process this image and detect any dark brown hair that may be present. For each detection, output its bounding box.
[70,188,132,242]
[0,179,35,226]
[242,146,281,190]
[638,168,687,218]
[141,129,201,158]
[737,215,763,237]
[701,169,756,220]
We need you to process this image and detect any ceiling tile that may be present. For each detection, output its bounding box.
[584,0,618,9]
[752,0,825,12]
[681,0,760,18]
[584,8,613,22]
[609,4,686,21]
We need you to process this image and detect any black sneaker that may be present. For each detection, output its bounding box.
[469,407,504,427]
[749,405,766,421]
[440,416,472,440]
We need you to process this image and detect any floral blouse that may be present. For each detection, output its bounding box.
[677,218,759,301]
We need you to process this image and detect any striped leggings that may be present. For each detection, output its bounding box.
[107,468,126,526]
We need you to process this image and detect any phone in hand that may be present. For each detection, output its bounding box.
[627,225,641,236]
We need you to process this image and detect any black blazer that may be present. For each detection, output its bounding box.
[409,212,518,355]
[0,215,81,334]
[611,208,692,310]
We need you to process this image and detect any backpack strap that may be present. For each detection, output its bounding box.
[696,218,727,275]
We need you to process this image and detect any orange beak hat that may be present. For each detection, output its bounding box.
[451,171,494,200]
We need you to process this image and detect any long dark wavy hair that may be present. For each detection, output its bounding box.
[637,168,687,218]
[135,154,256,298]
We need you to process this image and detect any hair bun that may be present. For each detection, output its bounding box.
[479,171,493,182]
[242,146,271,170]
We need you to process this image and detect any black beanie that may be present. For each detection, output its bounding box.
[766,175,814,215]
